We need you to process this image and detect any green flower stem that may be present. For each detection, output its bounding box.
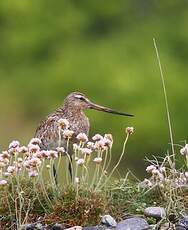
[99,133,130,189]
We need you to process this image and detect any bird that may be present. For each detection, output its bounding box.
[34,91,134,181]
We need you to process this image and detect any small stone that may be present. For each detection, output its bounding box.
[65,226,82,230]
[176,216,188,229]
[144,207,166,220]
[175,226,186,230]
[24,224,35,230]
[83,227,103,230]
[52,223,64,230]
[101,215,117,227]
[35,223,44,229]
[116,217,149,230]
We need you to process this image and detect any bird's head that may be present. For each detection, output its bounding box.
[64,92,134,117]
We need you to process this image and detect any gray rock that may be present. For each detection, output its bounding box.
[175,226,186,230]
[101,215,117,228]
[83,227,104,230]
[144,207,166,220]
[116,217,149,230]
[51,223,64,230]
[176,216,188,229]
[24,224,35,230]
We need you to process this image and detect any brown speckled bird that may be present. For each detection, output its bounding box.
[34,92,133,179]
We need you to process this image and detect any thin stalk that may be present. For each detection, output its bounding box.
[100,134,129,189]
[153,38,175,163]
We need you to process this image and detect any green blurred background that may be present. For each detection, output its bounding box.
[0,0,187,177]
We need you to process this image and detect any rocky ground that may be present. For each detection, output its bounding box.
[23,206,188,230]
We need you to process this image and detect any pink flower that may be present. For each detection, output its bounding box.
[0,179,8,186]
[58,118,69,129]
[92,134,103,141]
[56,147,65,154]
[180,144,188,155]
[76,133,88,143]
[143,178,152,187]
[29,138,42,146]
[28,144,40,153]
[63,130,74,139]
[18,146,28,154]
[28,170,38,177]
[126,127,134,135]
[48,150,58,159]
[146,165,156,173]
[87,142,95,150]
[9,140,20,149]
[80,148,92,155]
[93,157,102,164]
[76,158,85,165]
[94,140,107,150]
[3,172,11,177]
[7,166,16,173]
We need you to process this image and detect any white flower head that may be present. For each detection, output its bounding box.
[180,144,188,155]
[46,164,51,169]
[92,134,103,141]
[93,157,102,164]
[76,133,88,143]
[0,179,8,186]
[28,144,40,153]
[80,148,92,155]
[143,178,152,187]
[63,129,74,139]
[76,158,85,166]
[75,177,79,183]
[3,172,11,177]
[9,140,20,149]
[94,140,107,150]
[87,142,95,150]
[58,118,69,129]
[18,146,28,154]
[48,150,58,159]
[185,172,188,178]
[56,147,65,154]
[28,170,38,177]
[146,165,156,173]
[7,166,16,174]
[126,127,134,135]
[29,138,42,146]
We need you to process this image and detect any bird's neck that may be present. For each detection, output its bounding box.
[56,105,84,118]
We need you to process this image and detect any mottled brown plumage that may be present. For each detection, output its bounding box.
[35,91,133,151]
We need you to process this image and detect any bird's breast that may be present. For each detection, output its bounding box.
[69,113,90,137]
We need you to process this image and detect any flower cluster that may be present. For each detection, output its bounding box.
[0,138,60,185]
[142,147,188,190]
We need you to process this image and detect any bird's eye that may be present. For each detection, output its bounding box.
[79,96,85,101]
[75,95,85,101]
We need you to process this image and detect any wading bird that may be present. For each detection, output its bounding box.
[34,92,133,181]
